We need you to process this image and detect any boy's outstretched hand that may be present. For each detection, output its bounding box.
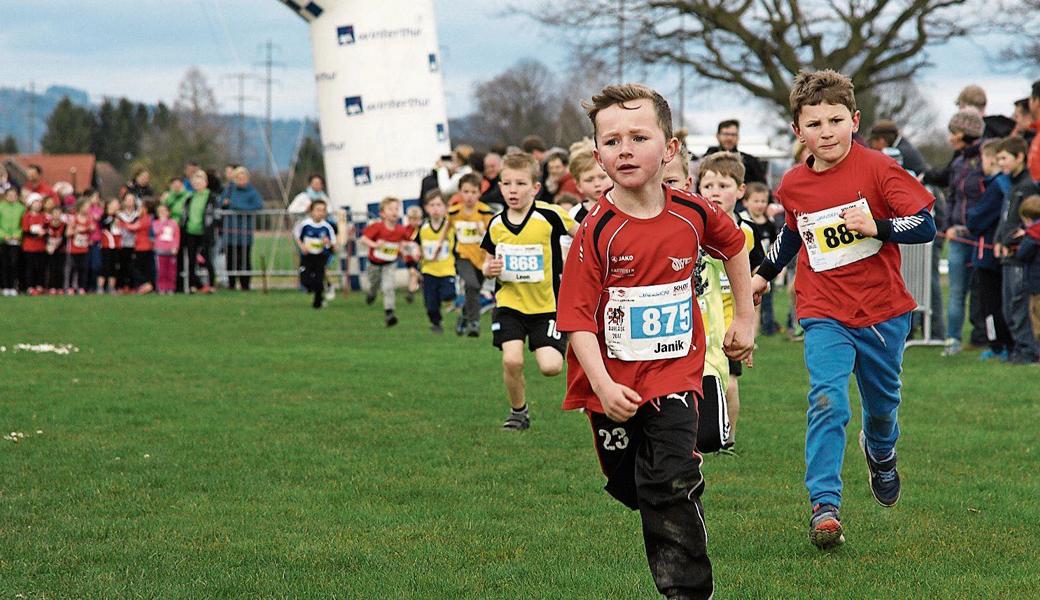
[723,315,755,362]
[595,381,641,423]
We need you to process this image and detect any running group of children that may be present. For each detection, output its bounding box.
[361,70,937,598]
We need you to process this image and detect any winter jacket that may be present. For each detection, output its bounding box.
[0,201,25,243]
[1015,222,1040,294]
[220,184,263,247]
[943,141,985,231]
[965,173,1009,271]
[997,169,1040,264]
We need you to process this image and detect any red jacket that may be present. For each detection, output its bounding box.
[1030,119,1040,182]
[21,212,47,253]
[68,214,94,255]
[126,212,153,252]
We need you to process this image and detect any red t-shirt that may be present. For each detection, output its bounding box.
[133,213,153,252]
[557,186,746,412]
[68,215,92,255]
[776,143,934,328]
[362,221,411,265]
[21,212,47,253]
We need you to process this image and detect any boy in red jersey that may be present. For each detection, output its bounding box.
[557,84,754,600]
[361,197,409,326]
[750,70,936,550]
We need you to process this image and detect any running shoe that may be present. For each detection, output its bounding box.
[859,431,900,507]
[809,503,845,549]
[502,412,530,431]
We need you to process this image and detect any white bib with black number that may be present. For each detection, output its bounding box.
[497,243,544,283]
[604,280,694,362]
[797,198,882,272]
[422,239,450,261]
[455,221,484,245]
[372,241,399,262]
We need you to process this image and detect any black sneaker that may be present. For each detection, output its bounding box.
[502,412,530,431]
[466,320,480,338]
[365,293,376,305]
[860,431,900,507]
[808,503,844,549]
[386,312,399,327]
[431,324,444,334]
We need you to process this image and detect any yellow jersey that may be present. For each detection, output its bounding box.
[448,201,495,267]
[415,218,456,277]
[720,220,756,327]
[695,252,730,387]
[480,201,575,315]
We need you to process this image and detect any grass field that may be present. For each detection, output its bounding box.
[1,291,1038,598]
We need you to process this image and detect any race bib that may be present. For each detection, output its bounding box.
[158,226,175,243]
[455,221,484,245]
[497,243,544,283]
[73,233,89,248]
[604,280,694,362]
[303,235,326,254]
[30,224,44,236]
[422,239,450,262]
[797,198,882,272]
[372,241,399,262]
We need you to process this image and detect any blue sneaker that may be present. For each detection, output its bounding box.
[860,431,900,507]
[809,503,844,549]
[978,349,1009,362]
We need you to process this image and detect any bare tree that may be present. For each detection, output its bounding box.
[528,0,978,122]
[1001,1,1040,72]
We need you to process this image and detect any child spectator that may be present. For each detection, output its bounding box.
[698,152,764,453]
[44,205,66,294]
[361,196,409,326]
[294,199,337,309]
[128,201,155,293]
[67,199,94,294]
[448,173,495,336]
[116,193,139,292]
[995,135,1040,364]
[416,190,457,332]
[85,189,104,292]
[403,204,424,303]
[743,181,780,335]
[1015,195,1040,340]
[558,84,752,598]
[751,70,936,549]
[481,152,576,430]
[182,170,218,294]
[966,139,1013,361]
[662,147,733,453]
[21,196,47,295]
[0,187,25,296]
[98,199,123,294]
[152,204,181,295]
[162,177,191,224]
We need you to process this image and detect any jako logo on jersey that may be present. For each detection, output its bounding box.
[669,256,692,271]
[612,255,634,263]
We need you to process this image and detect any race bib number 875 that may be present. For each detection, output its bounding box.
[631,300,692,339]
[605,280,695,361]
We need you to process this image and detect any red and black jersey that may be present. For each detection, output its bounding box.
[557,185,746,412]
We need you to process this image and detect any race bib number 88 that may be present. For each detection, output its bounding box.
[797,198,882,272]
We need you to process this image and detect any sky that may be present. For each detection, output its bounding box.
[1,0,1034,138]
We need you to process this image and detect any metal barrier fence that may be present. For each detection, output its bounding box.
[900,239,945,347]
[185,208,371,291]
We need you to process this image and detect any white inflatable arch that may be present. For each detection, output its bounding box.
[279,0,451,215]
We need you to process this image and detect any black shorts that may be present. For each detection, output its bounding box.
[100,248,119,278]
[728,358,743,377]
[491,307,567,354]
[697,375,731,453]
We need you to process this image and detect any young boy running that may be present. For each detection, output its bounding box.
[751,70,936,549]
[449,173,495,337]
[416,190,457,333]
[698,152,765,452]
[481,152,577,430]
[294,199,337,309]
[361,197,409,326]
[558,84,754,599]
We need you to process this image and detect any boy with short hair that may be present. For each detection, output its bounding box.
[449,173,495,336]
[295,199,337,309]
[750,70,936,549]
[416,190,457,333]
[559,84,754,599]
[698,152,765,453]
[481,152,576,430]
[1014,195,1040,339]
[402,204,424,303]
[567,150,611,223]
[361,197,409,326]
[743,181,780,336]
[994,135,1040,364]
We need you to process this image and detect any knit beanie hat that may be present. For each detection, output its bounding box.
[948,109,984,138]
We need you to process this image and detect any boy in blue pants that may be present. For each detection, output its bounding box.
[751,70,936,549]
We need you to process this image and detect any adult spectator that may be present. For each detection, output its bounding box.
[0,165,17,196]
[704,119,767,184]
[867,119,929,176]
[521,135,547,164]
[543,149,580,203]
[288,174,329,215]
[181,170,218,293]
[1028,81,1040,182]
[938,110,986,356]
[123,168,154,201]
[956,84,1014,139]
[220,166,264,291]
[1012,98,1036,147]
[436,145,474,197]
[22,164,56,202]
[480,152,504,208]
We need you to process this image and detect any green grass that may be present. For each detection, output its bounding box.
[1,291,1038,598]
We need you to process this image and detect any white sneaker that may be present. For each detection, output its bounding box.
[323,283,335,302]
